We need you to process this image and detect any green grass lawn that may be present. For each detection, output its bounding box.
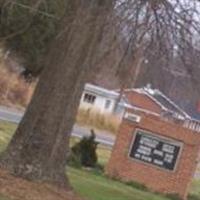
[68,167,171,200]
[190,180,200,198]
[0,121,16,152]
[0,197,10,200]
[0,120,200,200]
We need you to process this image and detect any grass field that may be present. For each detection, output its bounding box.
[0,121,16,152]
[0,196,10,200]
[0,197,10,200]
[68,167,171,200]
[0,121,200,200]
[190,180,200,198]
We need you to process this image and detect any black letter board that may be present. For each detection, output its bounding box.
[129,129,182,171]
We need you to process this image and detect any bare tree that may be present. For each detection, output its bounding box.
[0,0,115,187]
[112,0,200,113]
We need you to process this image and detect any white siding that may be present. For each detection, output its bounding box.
[79,91,116,114]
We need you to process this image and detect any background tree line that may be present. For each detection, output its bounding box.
[0,0,67,75]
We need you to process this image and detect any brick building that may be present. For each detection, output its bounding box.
[123,85,200,133]
[123,84,190,120]
[106,113,200,199]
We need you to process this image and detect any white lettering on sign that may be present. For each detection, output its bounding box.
[154,159,164,166]
[164,154,174,163]
[140,136,159,148]
[135,153,141,158]
[141,155,152,162]
[137,145,152,155]
[153,149,164,157]
[129,130,182,171]
[162,144,175,154]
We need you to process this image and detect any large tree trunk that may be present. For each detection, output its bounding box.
[0,0,114,187]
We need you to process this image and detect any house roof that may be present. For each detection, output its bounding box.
[119,102,160,117]
[84,83,120,99]
[123,89,163,114]
[124,85,191,119]
[184,104,200,121]
[84,83,192,120]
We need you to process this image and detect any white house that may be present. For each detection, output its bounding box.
[79,83,125,117]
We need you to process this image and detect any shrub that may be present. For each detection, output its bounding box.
[71,129,98,168]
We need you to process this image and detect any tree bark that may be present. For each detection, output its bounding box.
[0,0,114,187]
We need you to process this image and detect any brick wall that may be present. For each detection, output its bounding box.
[106,114,200,199]
[124,91,162,114]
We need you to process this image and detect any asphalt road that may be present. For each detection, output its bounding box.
[0,106,115,147]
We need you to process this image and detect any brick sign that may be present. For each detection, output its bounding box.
[106,115,200,199]
[129,129,182,171]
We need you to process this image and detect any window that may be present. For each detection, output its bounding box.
[83,93,96,104]
[105,99,111,109]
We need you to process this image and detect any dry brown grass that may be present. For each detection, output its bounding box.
[0,61,35,109]
[76,108,121,134]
